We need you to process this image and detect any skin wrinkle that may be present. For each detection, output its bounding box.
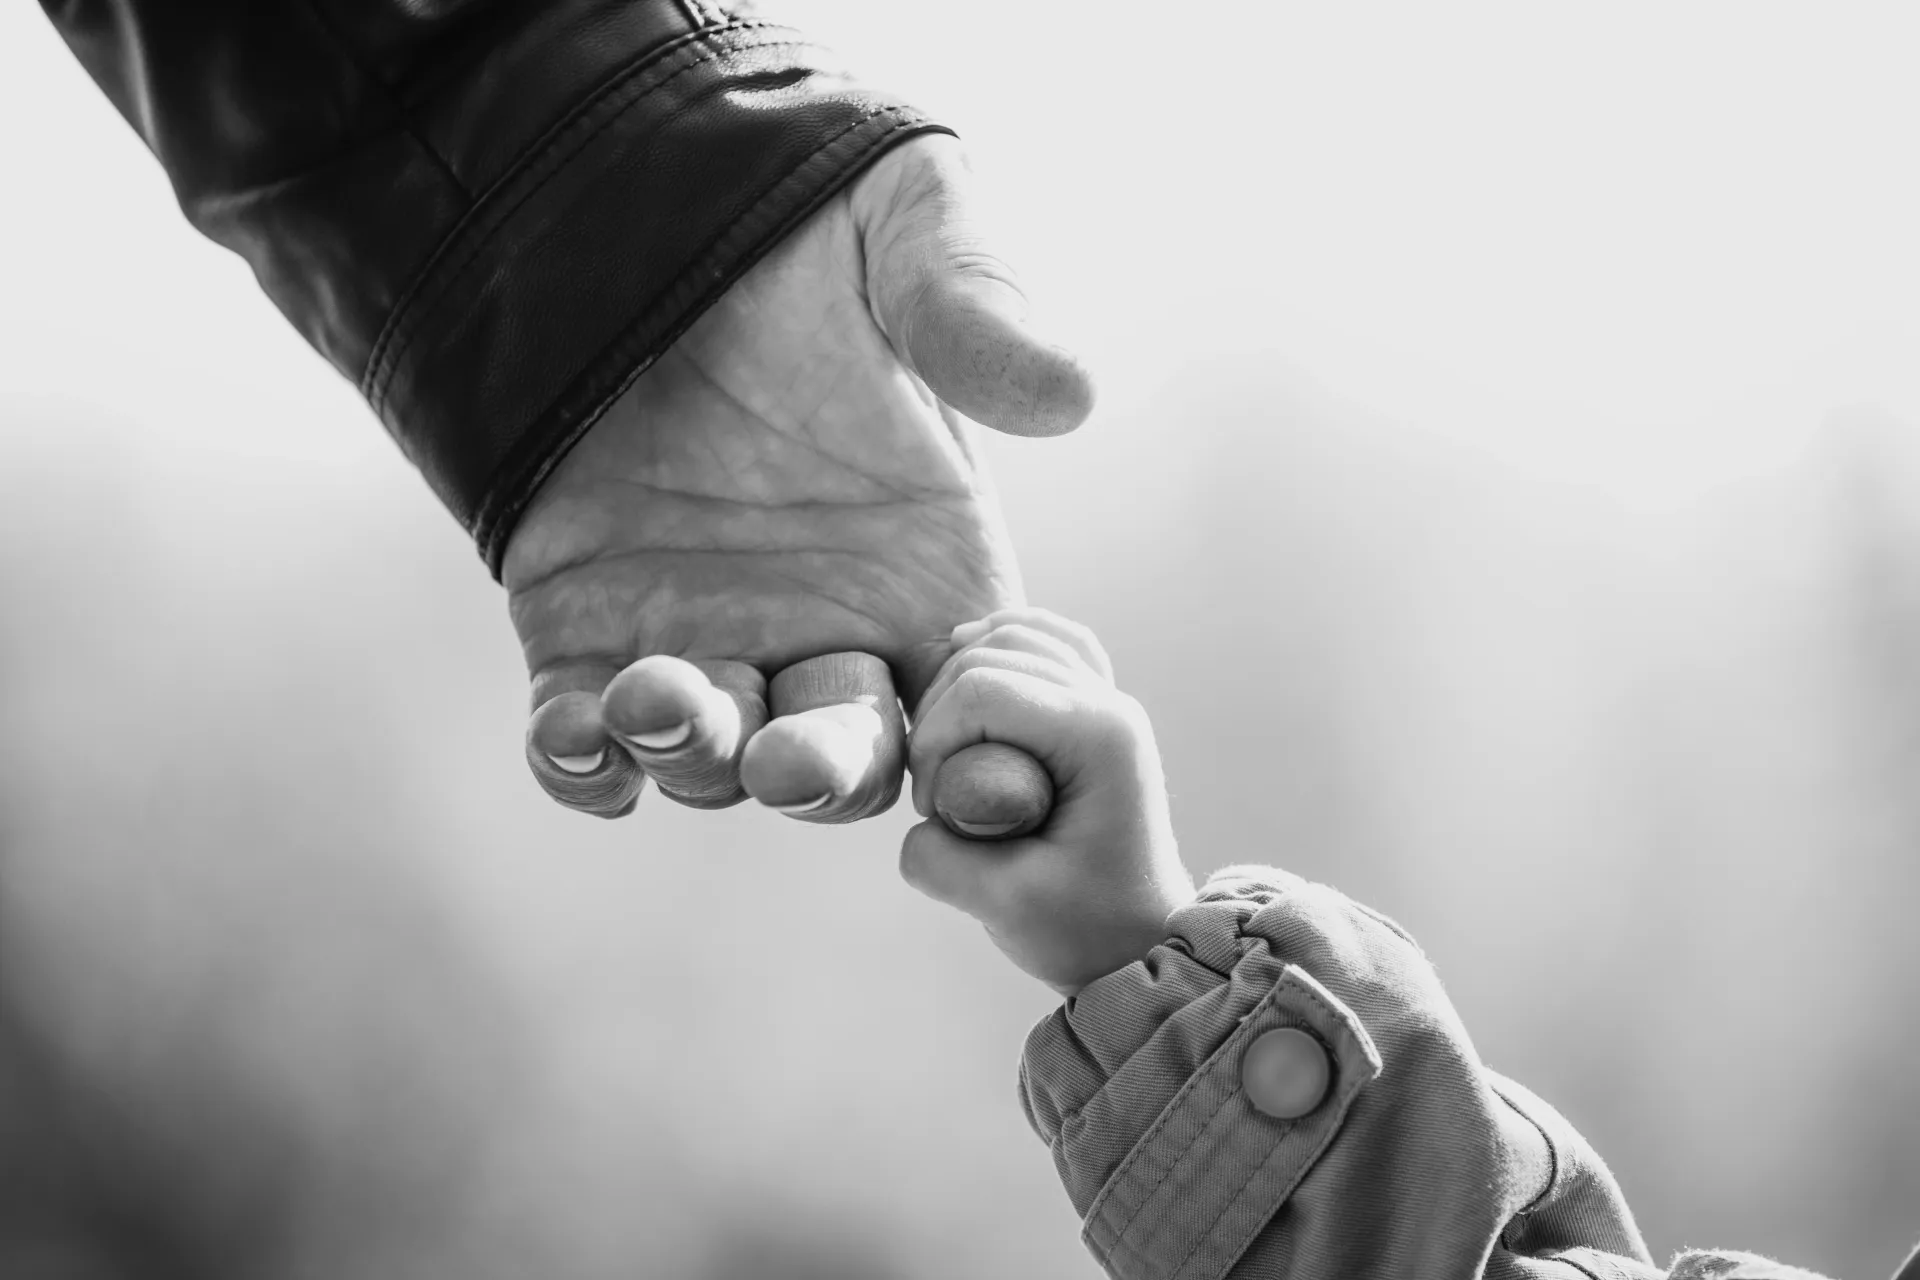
[856,152,1036,413]
[515,547,915,663]
[668,349,963,507]
[854,145,1025,346]
[594,476,946,512]
[676,350,858,476]
[724,315,886,465]
[751,568,900,638]
[666,204,964,505]
[526,651,635,691]
[506,491,971,593]
[851,141,928,346]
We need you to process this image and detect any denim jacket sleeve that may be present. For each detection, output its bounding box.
[41,0,947,576]
[1017,866,1848,1280]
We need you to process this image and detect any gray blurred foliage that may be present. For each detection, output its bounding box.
[1,374,1917,1279]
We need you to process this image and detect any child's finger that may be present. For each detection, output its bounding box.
[955,623,1095,679]
[951,607,1113,680]
[963,622,1087,667]
[910,667,1132,818]
[915,643,1083,728]
[898,815,1027,920]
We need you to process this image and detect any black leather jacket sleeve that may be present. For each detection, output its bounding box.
[41,0,951,575]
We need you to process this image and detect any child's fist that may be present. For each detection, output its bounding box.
[902,607,1194,996]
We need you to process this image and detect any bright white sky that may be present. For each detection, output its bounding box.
[2,2,1917,505]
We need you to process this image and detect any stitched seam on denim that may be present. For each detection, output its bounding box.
[1095,969,1369,1276]
[1352,900,1424,954]
[1158,1117,1285,1280]
[1162,1025,1360,1280]
[1028,1009,1099,1147]
[1090,1067,1243,1271]
[361,21,799,405]
[1079,980,1290,1262]
[1545,1250,1612,1280]
[1054,956,1280,1147]
[468,107,931,554]
[1490,1079,1562,1215]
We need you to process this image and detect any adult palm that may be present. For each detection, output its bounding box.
[503,136,1093,823]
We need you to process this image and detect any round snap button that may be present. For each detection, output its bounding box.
[1241,1027,1331,1120]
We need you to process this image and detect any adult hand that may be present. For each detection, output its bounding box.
[504,135,1093,823]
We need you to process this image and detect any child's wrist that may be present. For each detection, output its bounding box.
[1047,876,1198,999]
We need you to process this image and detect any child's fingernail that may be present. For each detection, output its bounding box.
[625,721,693,752]
[945,817,1021,838]
[549,750,606,775]
[950,618,992,646]
[771,794,833,815]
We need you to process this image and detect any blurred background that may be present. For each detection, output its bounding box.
[3,2,1918,1277]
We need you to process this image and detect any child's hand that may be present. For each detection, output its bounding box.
[902,608,1195,996]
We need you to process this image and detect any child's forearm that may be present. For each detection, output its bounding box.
[1017,867,1851,1280]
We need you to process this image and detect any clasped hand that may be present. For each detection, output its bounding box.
[505,136,1094,829]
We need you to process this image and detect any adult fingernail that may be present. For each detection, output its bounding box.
[549,750,606,775]
[772,794,833,815]
[625,721,692,752]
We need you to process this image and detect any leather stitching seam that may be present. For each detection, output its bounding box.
[469,106,935,563]
[293,0,474,205]
[361,21,798,408]
[359,16,769,398]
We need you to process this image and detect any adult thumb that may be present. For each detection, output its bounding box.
[855,135,1096,437]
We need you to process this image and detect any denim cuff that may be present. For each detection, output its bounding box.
[1018,872,1383,1280]
[1077,964,1381,1280]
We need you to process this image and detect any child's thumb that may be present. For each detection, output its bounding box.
[898,818,1020,922]
[931,741,1055,840]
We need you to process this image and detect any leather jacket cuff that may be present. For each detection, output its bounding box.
[362,16,949,575]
